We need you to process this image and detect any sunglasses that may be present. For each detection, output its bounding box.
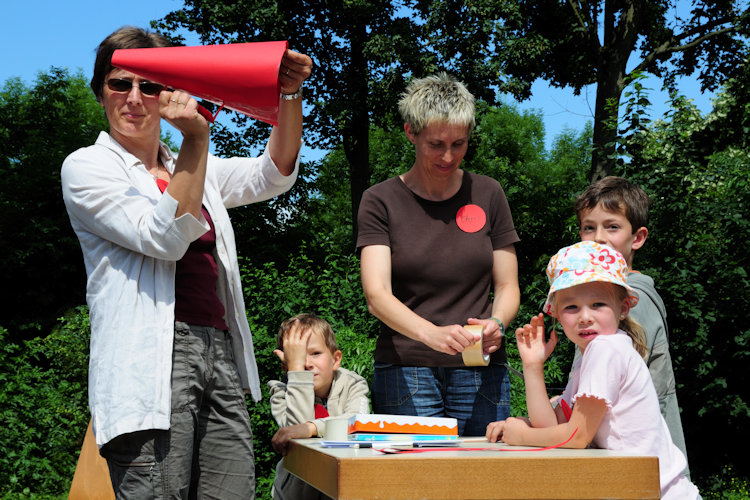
[106,78,165,96]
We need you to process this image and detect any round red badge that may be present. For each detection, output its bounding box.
[456,204,486,233]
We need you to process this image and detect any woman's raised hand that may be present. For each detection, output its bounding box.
[159,89,209,139]
[278,49,313,95]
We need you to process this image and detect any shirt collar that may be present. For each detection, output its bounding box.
[95,131,174,174]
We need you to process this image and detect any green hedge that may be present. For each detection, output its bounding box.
[0,309,90,497]
[1,242,748,498]
[0,239,534,498]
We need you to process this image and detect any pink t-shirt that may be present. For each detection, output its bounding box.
[561,332,699,499]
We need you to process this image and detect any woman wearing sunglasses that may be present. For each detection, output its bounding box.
[61,26,311,499]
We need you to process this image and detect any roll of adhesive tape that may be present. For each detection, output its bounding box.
[462,324,490,366]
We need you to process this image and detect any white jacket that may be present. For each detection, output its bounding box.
[61,131,299,446]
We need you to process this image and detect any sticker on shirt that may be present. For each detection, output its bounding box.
[456,204,486,233]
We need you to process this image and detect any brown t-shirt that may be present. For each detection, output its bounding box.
[356,171,519,367]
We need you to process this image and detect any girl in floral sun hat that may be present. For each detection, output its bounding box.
[486,241,700,499]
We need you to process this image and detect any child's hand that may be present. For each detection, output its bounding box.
[271,422,317,456]
[272,321,313,372]
[486,416,532,443]
[499,417,531,446]
[515,313,558,369]
[485,420,507,443]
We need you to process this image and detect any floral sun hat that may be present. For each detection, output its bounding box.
[543,241,639,316]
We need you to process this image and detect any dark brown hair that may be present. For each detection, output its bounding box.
[276,314,338,353]
[90,26,171,102]
[574,176,650,233]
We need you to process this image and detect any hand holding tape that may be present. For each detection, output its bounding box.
[461,324,490,366]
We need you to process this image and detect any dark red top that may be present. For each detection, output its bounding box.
[158,180,229,330]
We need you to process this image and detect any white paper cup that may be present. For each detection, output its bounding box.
[324,416,349,441]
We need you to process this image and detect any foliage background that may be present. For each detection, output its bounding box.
[1,54,749,500]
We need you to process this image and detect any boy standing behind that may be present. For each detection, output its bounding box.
[574,176,690,476]
[268,314,370,499]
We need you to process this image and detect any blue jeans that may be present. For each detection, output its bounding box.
[372,363,511,436]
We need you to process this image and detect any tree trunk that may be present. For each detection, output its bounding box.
[589,0,641,183]
[343,20,370,249]
[590,67,623,182]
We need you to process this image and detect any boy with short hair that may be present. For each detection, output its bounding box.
[574,176,690,476]
[268,313,370,499]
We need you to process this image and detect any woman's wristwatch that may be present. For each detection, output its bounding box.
[490,317,505,336]
[281,86,303,100]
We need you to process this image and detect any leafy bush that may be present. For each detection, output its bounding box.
[0,308,91,497]
[700,465,750,500]
[620,93,750,478]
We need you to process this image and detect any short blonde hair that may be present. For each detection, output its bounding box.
[398,73,475,135]
[276,313,338,353]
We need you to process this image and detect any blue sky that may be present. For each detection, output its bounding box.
[3,0,717,156]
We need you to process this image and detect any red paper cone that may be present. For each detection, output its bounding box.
[112,41,288,125]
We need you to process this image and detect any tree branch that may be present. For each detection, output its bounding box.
[568,0,602,49]
[672,15,738,43]
[567,0,588,31]
[633,23,738,75]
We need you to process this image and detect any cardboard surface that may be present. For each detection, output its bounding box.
[69,420,115,500]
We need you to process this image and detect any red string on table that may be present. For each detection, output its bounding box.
[382,428,579,454]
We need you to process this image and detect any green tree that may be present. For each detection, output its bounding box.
[154,1,749,233]
[154,0,421,245]
[617,84,750,479]
[446,0,749,181]
[0,69,109,338]
[154,1,547,246]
